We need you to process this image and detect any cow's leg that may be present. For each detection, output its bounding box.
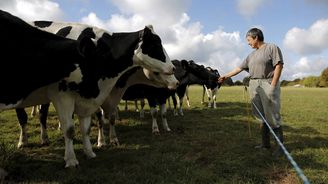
[140,99,145,118]
[30,105,39,117]
[185,86,191,107]
[207,89,212,108]
[171,95,178,116]
[167,97,172,110]
[160,103,171,132]
[134,100,139,112]
[78,116,96,159]
[16,108,28,148]
[51,97,78,168]
[39,103,50,145]
[115,106,120,120]
[201,85,206,104]
[212,87,219,109]
[178,96,184,116]
[124,100,128,111]
[96,108,107,148]
[150,107,159,134]
[212,89,217,109]
[109,111,119,145]
[101,102,120,146]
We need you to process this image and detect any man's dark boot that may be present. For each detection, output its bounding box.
[272,126,284,157]
[255,123,271,149]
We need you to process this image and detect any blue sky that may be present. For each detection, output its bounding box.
[1,0,327,81]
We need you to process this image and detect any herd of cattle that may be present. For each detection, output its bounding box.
[0,9,221,178]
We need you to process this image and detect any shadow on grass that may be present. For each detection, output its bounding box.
[1,101,327,183]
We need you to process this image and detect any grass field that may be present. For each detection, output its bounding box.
[0,86,327,184]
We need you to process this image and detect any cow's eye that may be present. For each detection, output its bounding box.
[154,72,159,76]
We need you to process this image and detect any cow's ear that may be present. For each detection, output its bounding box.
[78,37,96,57]
[143,25,154,38]
[181,59,189,69]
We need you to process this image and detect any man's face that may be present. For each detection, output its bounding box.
[246,36,258,49]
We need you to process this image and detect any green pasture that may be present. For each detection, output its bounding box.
[0,86,327,183]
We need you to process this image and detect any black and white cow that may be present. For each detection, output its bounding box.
[121,60,219,135]
[0,9,95,175]
[1,10,176,168]
[185,67,220,108]
[15,66,178,148]
[97,66,178,146]
[14,21,178,149]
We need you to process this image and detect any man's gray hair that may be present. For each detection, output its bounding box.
[246,28,264,41]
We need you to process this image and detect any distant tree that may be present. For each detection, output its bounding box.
[223,78,234,86]
[234,80,243,86]
[280,80,289,86]
[301,76,320,87]
[319,67,328,87]
[242,77,250,87]
[293,78,301,83]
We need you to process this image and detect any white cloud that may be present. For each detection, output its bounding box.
[80,1,246,80]
[0,0,63,21]
[284,56,328,79]
[283,19,328,55]
[236,0,267,18]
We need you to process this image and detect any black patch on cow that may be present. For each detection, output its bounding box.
[68,82,79,91]
[140,27,166,63]
[93,32,138,79]
[56,26,72,37]
[0,10,89,105]
[59,81,68,91]
[77,27,96,41]
[34,21,53,28]
[114,67,139,88]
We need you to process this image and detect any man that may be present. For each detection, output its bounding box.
[218,28,284,156]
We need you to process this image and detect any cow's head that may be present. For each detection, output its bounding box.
[182,60,219,88]
[142,69,179,90]
[133,25,175,75]
[206,66,221,88]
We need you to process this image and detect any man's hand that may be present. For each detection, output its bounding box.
[218,76,227,84]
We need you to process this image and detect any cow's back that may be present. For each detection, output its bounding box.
[33,21,109,41]
[0,10,87,106]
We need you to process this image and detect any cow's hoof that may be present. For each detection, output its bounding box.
[17,141,27,148]
[152,128,160,135]
[65,159,79,168]
[152,131,160,135]
[97,142,107,148]
[85,151,96,159]
[110,138,120,146]
[165,128,172,132]
[41,138,50,146]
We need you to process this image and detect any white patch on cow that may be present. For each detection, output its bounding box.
[65,66,83,83]
[133,42,174,75]
[142,68,178,90]
[33,22,112,41]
